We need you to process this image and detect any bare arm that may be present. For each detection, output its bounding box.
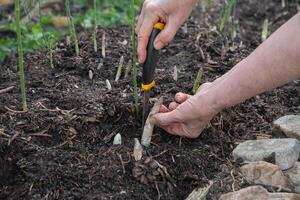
[211,12,300,109]
[153,13,300,138]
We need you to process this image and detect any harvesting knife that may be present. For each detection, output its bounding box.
[142,22,165,126]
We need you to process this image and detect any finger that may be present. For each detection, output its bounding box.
[159,105,170,113]
[152,110,180,126]
[175,92,191,104]
[168,102,179,111]
[158,123,186,137]
[137,16,159,63]
[154,19,179,50]
[135,11,145,35]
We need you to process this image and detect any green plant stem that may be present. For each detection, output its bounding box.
[15,0,28,111]
[93,0,98,52]
[38,0,55,68]
[192,67,203,94]
[218,0,236,32]
[49,49,54,68]
[130,0,139,115]
[65,0,79,56]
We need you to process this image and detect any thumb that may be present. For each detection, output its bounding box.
[154,21,178,50]
[151,110,180,126]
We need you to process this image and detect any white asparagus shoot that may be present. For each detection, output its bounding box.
[141,97,163,147]
[261,18,269,42]
[173,66,178,81]
[89,69,93,80]
[115,56,124,82]
[113,133,122,145]
[133,138,143,161]
[106,79,112,91]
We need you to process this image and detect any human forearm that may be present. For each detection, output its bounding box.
[209,13,300,109]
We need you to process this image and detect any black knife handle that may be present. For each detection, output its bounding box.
[141,22,165,91]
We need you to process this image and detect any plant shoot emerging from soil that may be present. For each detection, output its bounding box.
[93,0,98,53]
[130,0,139,115]
[141,97,163,147]
[192,67,203,94]
[65,0,79,56]
[261,18,269,42]
[115,56,124,82]
[15,0,28,111]
[218,0,236,34]
[102,32,106,58]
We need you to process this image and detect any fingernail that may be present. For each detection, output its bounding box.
[154,41,164,50]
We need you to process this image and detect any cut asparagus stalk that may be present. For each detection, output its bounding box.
[89,69,93,80]
[113,133,122,145]
[133,138,143,161]
[141,97,163,147]
[115,56,124,82]
[102,32,106,58]
[173,66,178,81]
[106,79,112,91]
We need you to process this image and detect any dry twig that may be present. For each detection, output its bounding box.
[5,106,27,113]
[0,86,14,94]
[118,153,126,175]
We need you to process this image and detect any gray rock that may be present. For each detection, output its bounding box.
[232,139,300,170]
[219,186,300,200]
[274,115,300,140]
[284,162,300,193]
[240,161,292,191]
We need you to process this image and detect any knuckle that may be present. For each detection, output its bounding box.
[144,2,157,12]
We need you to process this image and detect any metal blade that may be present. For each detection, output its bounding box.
[142,91,150,128]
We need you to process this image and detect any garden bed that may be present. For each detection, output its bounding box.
[0,0,299,199]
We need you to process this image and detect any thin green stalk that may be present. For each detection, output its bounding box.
[93,0,98,52]
[65,0,79,56]
[15,0,28,111]
[130,0,139,115]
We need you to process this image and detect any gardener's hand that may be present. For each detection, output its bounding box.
[152,83,223,138]
[136,0,197,63]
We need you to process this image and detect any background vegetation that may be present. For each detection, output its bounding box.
[0,0,143,62]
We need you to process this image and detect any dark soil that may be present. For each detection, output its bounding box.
[0,0,299,199]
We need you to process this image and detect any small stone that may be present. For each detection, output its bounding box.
[219,186,300,200]
[240,161,292,191]
[284,162,300,193]
[233,139,300,170]
[273,115,300,140]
